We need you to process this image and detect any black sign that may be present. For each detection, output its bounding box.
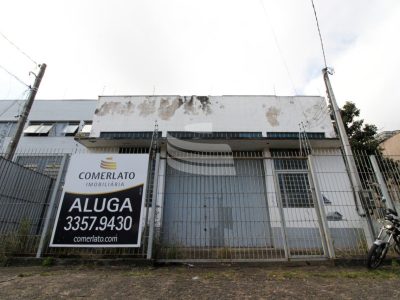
[51,185,144,246]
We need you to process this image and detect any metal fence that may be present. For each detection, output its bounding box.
[0,156,54,257]
[0,147,399,262]
[0,146,157,260]
[155,150,372,262]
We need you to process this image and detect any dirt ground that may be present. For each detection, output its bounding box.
[1,264,400,299]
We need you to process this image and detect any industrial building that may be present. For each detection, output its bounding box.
[0,99,96,175]
[0,95,371,260]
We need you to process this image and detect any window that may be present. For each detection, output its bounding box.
[100,131,158,139]
[273,150,314,208]
[62,125,79,136]
[168,131,263,139]
[277,173,314,208]
[0,122,17,137]
[24,123,53,136]
[267,132,325,139]
[24,121,81,137]
[16,156,63,179]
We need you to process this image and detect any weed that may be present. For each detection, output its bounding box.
[0,219,34,261]
[204,272,216,279]
[42,257,55,267]
[391,258,400,268]
[216,247,233,260]
[165,244,184,259]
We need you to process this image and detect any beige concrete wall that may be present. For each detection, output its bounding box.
[381,133,400,160]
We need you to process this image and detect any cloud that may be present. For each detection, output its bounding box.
[0,0,398,130]
[305,2,400,130]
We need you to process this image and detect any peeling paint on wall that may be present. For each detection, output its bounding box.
[158,98,183,120]
[182,96,212,115]
[92,95,335,139]
[183,96,196,115]
[197,96,212,115]
[138,97,156,116]
[94,101,135,116]
[266,107,281,127]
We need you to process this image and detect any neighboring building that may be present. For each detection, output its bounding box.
[379,131,400,161]
[376,130,400,142]
[0,99,96,176]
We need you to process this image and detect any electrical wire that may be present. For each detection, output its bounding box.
[0,100,18,118]
[0,31,38,66]
[259,0,298,95]
[0,89,29,118]
[258,1,330,131]
[0,64,30,88]
[310,0,328,68]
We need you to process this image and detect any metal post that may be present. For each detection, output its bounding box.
[154,146,167,233]
[36,154,68,258]
[323,68,374,246]
[262,149,287,260]
[147,152,160,259]
[267,149,290,260]
[5,63,47,160]
[322,68,364,210]
[370,155,395,211]
[308,155,335,258]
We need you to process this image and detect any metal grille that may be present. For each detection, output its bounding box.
[158,151,284,261]
[273,153,325,258]
[0,146,157,259]
[0,147,398,262]
[0,156,54,256]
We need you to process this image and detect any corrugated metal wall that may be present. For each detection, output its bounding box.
[0,157,53,235]
[162,157,273,249]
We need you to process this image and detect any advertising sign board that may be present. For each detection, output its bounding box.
[50,154,149,247]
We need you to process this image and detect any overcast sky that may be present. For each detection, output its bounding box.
[0,0,399,130]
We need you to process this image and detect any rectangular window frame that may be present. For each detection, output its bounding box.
[276,171,314,208]
[274,155,314,208]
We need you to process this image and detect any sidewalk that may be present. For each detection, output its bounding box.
[1,265,400,299]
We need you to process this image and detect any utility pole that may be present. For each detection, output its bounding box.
[323,68,362,194]
[322,67,374,245]
[4,63,46,160]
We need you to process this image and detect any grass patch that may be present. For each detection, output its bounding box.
[203,272,217,279]
[42,257,55,267]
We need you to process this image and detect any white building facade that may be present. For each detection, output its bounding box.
[0,96,371,260]
[77,95,371,260]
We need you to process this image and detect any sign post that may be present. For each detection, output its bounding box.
[50,154,149,247]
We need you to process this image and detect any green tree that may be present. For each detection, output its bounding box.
[339,102,400,208]
[340,101,380,154]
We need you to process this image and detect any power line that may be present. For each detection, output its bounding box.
[0,89,29,118]
[259,0,297,95]
[310,0,328,68]
[0,64,30,88]
[0,31,38,66]
[0,101,18,118]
